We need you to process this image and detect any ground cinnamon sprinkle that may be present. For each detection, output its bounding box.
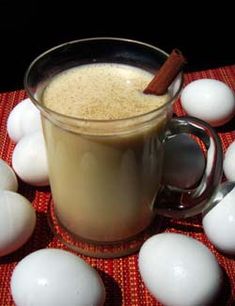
[42,63,170,120]
[144,49,186,95]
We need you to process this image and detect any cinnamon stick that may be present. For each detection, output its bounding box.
[144,49,186,95]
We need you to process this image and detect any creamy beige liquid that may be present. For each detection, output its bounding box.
[41,63,170,242]
[43,63,168,119]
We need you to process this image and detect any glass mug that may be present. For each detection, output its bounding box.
[25,38,222,257]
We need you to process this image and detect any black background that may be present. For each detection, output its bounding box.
[0,1,234,91]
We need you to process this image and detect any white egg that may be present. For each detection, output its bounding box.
[223,141,235,181]
[139,233,222,306]
[11,248,106,306]
[203,184,235,254]
[0,159,18,191]
[181,79,235,127]
[0,190,36,256]
[12,131,49,186]
[7,98,42,142]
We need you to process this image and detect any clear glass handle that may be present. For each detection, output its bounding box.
[156,116,223,218]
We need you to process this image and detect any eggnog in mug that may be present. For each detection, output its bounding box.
[25,38,223,258]
[41,63,170,242]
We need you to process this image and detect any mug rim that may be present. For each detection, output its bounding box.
[24,37,184,127]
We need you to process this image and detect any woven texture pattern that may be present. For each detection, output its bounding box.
[0,65,235,305]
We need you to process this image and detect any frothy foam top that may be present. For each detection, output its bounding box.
[42,63,170,120]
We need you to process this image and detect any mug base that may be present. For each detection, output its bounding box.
[47,200,163,258]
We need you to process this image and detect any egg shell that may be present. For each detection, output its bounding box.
[223,141,235,181]
[181,79,235,127]
[0,159,18,191]
[12,131,49,186]
[203,185,235,254]
[7,98,42,143]
[0,190,36,256]
[139,233,222,306]
[11,248,106,306]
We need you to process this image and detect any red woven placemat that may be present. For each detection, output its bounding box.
[0,65,235,306]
